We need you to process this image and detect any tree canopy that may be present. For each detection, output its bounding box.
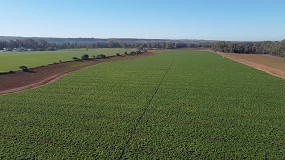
[213,41,285,57]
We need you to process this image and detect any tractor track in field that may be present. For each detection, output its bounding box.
[0,52,159,95]
[118,57,175,160]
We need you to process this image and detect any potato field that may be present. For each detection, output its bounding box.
[1,50,285,159]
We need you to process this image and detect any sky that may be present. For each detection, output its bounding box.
[0,0,285,41]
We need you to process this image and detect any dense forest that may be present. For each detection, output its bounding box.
[1,37,285,57]
[213,40,285,57]
[0,38,213,51]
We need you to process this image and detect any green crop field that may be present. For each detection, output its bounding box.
[0,48,134,72]
[1,50,285,159]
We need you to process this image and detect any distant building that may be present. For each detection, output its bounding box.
[1,47,34,52]
[12,48,25,52]
[0,48,7,52]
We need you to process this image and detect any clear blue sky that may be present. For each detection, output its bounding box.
[1,0,285,41]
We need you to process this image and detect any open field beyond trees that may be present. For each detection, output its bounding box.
[1,50,285,159]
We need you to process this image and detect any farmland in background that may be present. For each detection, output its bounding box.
[1,50,285,159]
[0,48,135,72]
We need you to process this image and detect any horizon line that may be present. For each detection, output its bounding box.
[0,35,283,42]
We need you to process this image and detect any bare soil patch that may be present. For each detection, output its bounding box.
[0,52,158,95]
[216,52,285,80]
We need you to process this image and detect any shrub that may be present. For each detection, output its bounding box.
[96,54,107,59]
[0,71,15,75]
[116,53,121,56]
[72,57,80,61]
[19,66,29,72]
[124,51,128,55]
[81,54,89,60]
[8,71,15,74]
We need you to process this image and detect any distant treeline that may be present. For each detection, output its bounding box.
[213,40,285,57]
[1,37,285,57]
[0,39,213,51]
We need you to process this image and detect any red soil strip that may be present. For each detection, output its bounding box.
[0,52,158,95]
[215,52,285,80]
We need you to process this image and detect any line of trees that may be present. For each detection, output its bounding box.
[71,49,147,62]
[213,40,285,57]
[2,38,285,57]
[0,39,57,51]
[0,39,213,51]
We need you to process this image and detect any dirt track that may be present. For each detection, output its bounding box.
[0,52,158,95]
